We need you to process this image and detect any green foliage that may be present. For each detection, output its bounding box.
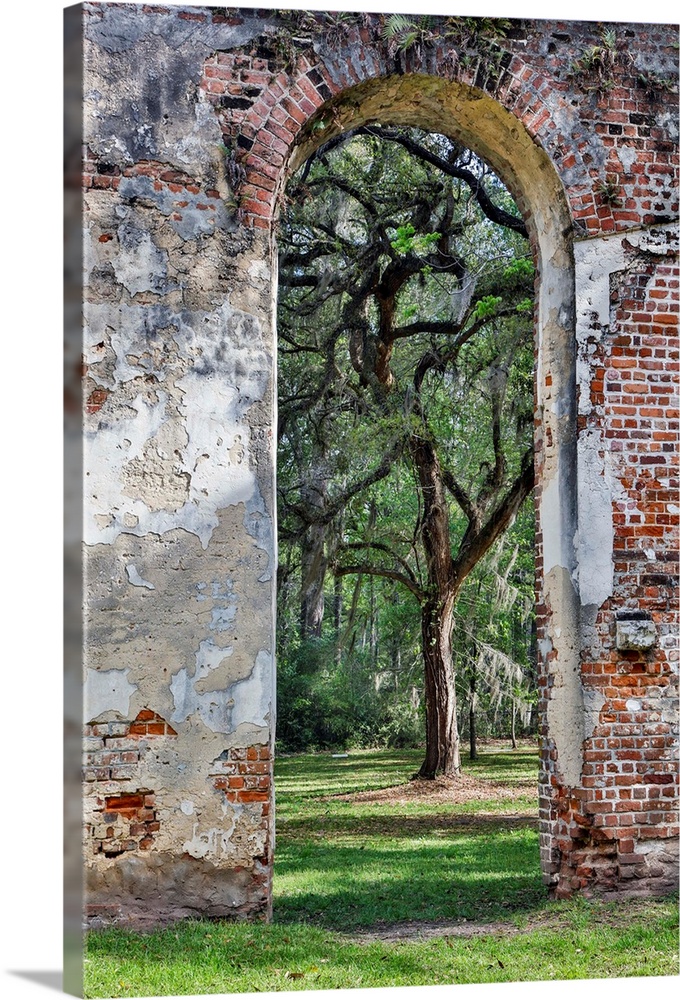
[390,222,442,256]
[445,16,512,42]
[569,26,621,94]
[636,69,677,100]
[472,294,503,320]
[381,14,436,55]
[277,127,537,758]
[276,637,400,752]
[503,257,534,282]
[454,499,537,748]
[596,175,623,207]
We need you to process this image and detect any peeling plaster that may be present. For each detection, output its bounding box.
[583,684,606,740]
[574,224,678,359]
[117,175,236,241]
[84,299,272,548]
[85,667,138,722]
[541,477,574,580]
[544,567,585,789]
[170,644,272,735]
[573,234,628,344]
[125,563,155,589]
[617,145,637,174]
[113,218,173,295]
[575,429,615,608]
[84,5,262,177]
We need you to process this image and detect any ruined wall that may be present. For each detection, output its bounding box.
[79,4,679,924]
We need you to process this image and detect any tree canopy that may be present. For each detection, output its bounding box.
[276,125,536,774]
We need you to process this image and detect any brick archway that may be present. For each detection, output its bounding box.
[259,71,581,893]
[77,7,678,931]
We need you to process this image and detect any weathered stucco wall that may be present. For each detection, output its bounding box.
[78,4,679,926]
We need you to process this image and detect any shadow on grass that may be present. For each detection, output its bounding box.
[462,751,539,783]
[278,810,538,841]
[273,830,546,930]
[274,751,423,798]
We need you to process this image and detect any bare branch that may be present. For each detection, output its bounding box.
[454,448,535,589]
[338,540,419,583]
[334,562,425,601]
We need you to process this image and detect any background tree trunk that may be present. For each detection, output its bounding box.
[418,597,460,778]
[299,522,327,639]
[469,665,478,761]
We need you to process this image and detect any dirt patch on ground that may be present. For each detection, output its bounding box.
[344,895,678,944]
[346,918,526,944]
[330,772,533,807]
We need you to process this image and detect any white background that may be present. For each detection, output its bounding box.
[1,1,677,999]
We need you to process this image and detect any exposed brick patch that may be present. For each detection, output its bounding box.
[83,710,177,782]
[86,387,109,414]
[89,789,159,858]
[210,744,273,819]
[129,709,178,737]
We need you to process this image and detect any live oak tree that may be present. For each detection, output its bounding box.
[277,126,535,776]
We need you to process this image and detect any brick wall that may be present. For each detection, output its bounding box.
[81,4,678,921]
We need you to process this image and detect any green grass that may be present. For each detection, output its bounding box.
[85,743,679,997]
[274,745,543,928]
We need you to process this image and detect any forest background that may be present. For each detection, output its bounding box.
[275,101,539,773]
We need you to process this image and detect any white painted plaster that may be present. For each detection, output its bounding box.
[623,224,679,257]
[573,228,678,404]
[575,429,614,607]
[583,684,606,739]
[170,645,272,735]
[180,800,194,815]
[112,222,171,296]
[540,476,572,577]
[182,819,237,860]
[125,564,155,589]
[617,146,637,173]
[546,668,584,788]
[85,667,138,722]
[228,650,273,731]
[83,300,272,548]
[210,604,237,632]
[170,639,234,727]
[573,234,627,336]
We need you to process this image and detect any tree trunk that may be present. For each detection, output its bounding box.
[511,702,517,749]
[418,597,461,778]
[299,522,327,639]
[469,667,478,761]
[410,429,462,779]
[333,572,343,668]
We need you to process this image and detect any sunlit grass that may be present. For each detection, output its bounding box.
[85,897,679,997]
[85,742,679,997]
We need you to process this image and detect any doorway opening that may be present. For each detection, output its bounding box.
[272,121,544,929]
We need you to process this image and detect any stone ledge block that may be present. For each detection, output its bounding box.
[616,614,656,651]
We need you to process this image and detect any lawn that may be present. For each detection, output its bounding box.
[85,742,679,997]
